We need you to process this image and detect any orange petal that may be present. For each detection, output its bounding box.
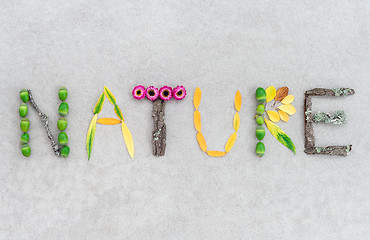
[97,117,122,125]
[196,132,207,152]
[206,150,226,157]
[194,110,201,132]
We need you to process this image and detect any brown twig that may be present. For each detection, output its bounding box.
[152,99,167,156]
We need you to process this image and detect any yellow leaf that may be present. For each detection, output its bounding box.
[97,118,122,125]
[206,150,226,157]
[281,95,294,104]
[86,114,98,160]
[234,90,242,112]
[104,86,116,105]
[278,110,289,122]
[278,104,296,115]
[225,132,237,153]
[121,122,134,159]
[266,110,280,122]
[196,132,207,152]
[264,118,296,153]
[193,87,202,110]
[233,112,240,132]
[194,110,201,132]
[265,86,276,103]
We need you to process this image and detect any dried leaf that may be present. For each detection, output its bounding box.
[266,110,280,122]
[114,104,124,121]
[196,132,207,152]
[278,110,289,122]
[86,114,98,160]
[121,121,134,159]
[275,87,289,101]
[93,92,105,114]
[264,118,296,153]
[104,86,116,105]
[265,86,276,103]
[281,95,294,104]
[278,104,296,115]
[206,150,226,157]
[193,87,202,110]
[233,112,240,132]
[97,117,122,125]
[234,90,242,112]
[194,110,201,132]
[225,132,237,153]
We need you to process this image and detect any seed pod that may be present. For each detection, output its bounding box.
[59,87,68,101]
[256,87,266,103]
[21,144,31,157]
[58,132,68,145]
[57,117,68,131]
[60,146,70,157]
[20,89,29,103]
[58,102,69,116]
[20,118,30,132]
[19,103,28,117]
[256,126,265,140]
[256,104,265,115]
[20,133,29,144]
[256,142,265,157]
[255,115,264,125]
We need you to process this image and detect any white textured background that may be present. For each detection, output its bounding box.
[1,0,369,239]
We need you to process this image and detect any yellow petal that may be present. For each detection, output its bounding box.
[225,132,237,153]
[278,110,289,122]
[281,95,294,104]
[196,132,207,152]
[194,110,201,132]
[265,86,276,103]
[97,117,122,125]
[193,87,201,110]
[206,150,226,157]
[233,112,240,132]
[234,90,242,112]
[266,110,280,122]
[121,122,134,159]
[278,104,296,115]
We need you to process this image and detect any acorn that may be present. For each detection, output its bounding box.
[20,89,29,103]
[255,115,264,125]
[20,132,29,144]
[57,117,68,131]
[256,104,265,115]
[60,146,70,157]
[21,144,31,157]
[58,132,68,145]
[58,102,69,116]
[256,142,265,157]
[256,126,265,140]
[256,87,266,103]
[20,118,30,132]
[59,87,68,101]
[19,103,28,117]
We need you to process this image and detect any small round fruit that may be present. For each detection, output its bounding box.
[256,126,265,140]
[255,115,264,125]
[20,118,30,132]
[57,117,68,131]
[256,104,265,115]
[59,87,68,101]
[21,144,31,157]
[20,89,29,103]
[58,132,68,145]
[60,146,70,157]
[256,87,266,103]
[20,132,29,144]
[256,142,265,157]
[19,103,28,117]
[58,102,69,116]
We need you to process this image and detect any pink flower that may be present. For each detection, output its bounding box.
[132,85,146,100]
[159,86,172,101]
[146,86,159,101]
[173,85,186,100]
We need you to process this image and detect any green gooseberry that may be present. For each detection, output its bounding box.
[57,117,68,131]
[58,132,68,145]
[60,146,70,157]
[255,115,264,125]
[256,126,265,140]
[58,102,69,116]
[256,104,265,115]
[20,89,29,103]
[20,118,30,132]
[256,87,266,103]
[20,132,29,144]
[19,103,28,117]
[21,144,31,157]
[59,87,68,101]
[256,142,265,157]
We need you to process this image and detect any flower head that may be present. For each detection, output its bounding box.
[173,85,186,100]
[146,86,159,101]
[159,86,173,101]
[132,85,146,100]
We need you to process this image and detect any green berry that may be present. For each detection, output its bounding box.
[19,103,28,117]
[60,146,70,157]
[256,126,265,140]
[21,144,31,157]
[59,87,68,101]
[20,133,29,144]
[255,115,264,125]
[58,132,68,145]
[256,104,265,115]
[256,87,266,103]
[20,89,29,103]
[20,118,30,132]
[57,117,68,131]
[58,102,69,116]
[256,142,265,157]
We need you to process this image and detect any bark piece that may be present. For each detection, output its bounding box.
[304,145,352,156]
[152,99,166,156]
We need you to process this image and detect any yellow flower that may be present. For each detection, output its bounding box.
[265,86,296,123]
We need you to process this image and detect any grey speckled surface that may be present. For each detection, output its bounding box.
[1,1,370,239]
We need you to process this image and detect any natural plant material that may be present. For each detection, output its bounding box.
[206,150,226,157]
[265,86,296,123]
[159,86,172,101]
[146,86,159,101]
[256,126,265,140]
[233,112,240,132]
[266,110,280,122]
[20,89,29,103]
[278,110,289,122]
[20,118,30,132]
[256,142,265,157]
[57,117,68,131]
[21,144,31,157]
[265,118,296,153]
[58,102,69,116]
[94,92,105,114]
[173,85,187,100]
[256,87,266,103]
[59,87,68,101]
[20,133,29,144]
[193,87,201,110]
[97,117,122,125]
[58,132,68,145]
[60,146,70,157]
[19,104,28,117]
[121,122,134,159]
[265,86,276,103]
[234,90,242,111]
[193,111,201,132]
[275,87,289,101]
[196,132,207,152]
[255,116,264,125]
[313,111,347,125]
[86,114,98,160]
[132,85,146,100]
[114,105,124,121]
[225,132,237,153]
[256,104,265,115]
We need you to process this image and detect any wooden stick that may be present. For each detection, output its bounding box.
[152,99,166,156]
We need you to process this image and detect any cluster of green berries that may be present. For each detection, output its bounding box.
[255,87,266,157]
[58,87,70,157]
[19,89,31,157]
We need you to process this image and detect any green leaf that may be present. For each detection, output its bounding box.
[86,114,98,160]
[114,104,124,121]
[93,92,105,114]
[104,86,116,105]
[264,118,296,153]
